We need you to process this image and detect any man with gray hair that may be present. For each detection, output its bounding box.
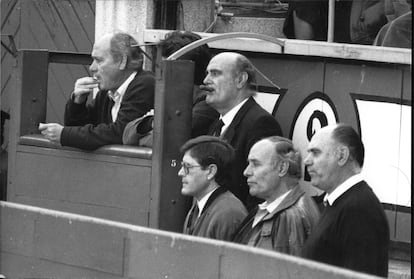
[39,32,154,150]
[233,136,320,256]
[302,123,389,277]
[202,52,282,210]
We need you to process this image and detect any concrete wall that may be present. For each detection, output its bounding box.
[95,0,155,44]
[0,201,378,279]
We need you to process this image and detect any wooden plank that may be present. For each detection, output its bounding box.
[47,63,90,123]
[50,0,94,52]
[150,60,194,231]
[11,149,151,225]
[18,50,49,136]
[20,0,95,124]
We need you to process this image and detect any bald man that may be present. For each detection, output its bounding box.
[39,32,155,150]
[202,52,282,210]
[302,123,389,277]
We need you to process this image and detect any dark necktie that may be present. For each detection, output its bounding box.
[188,203,199,234]
[212,119,225,137]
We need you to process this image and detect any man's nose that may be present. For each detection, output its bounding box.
[178,166,184,177]
[89,61,97,73]
[303,154,311,166]
[243,165,251,177]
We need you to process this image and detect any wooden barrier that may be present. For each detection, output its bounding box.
[7,50,194,231]
[0,201,381,279]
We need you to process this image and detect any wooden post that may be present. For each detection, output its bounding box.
[17,50,49,136]
[7,50,49,200]
[150,60,194,231]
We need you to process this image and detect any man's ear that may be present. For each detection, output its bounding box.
[119,54,128,70]
[336,145,350,166]
[236,72,248,89]
[278,160,289,177]
[207,164,218,180]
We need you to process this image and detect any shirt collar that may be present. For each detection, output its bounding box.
[259,189,292,214]
[108,71,137,101]
[196,186,219,217]
[221,98,249,128]
[324,173,364,206]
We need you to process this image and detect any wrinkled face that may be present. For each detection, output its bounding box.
[202,53,240,113]
[89,36,124,91]
[244,140,281,201]
[178,152,210,200]
[304,127,339,193]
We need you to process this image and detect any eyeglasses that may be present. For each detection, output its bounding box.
[180,161,202,175]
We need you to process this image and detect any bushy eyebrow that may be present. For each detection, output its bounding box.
[247,158,260,164]
[307,147,320,154]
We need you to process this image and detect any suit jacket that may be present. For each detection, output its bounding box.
[233,186,320,256]
[301,181,389,277]
[192,95,219,137]
[208,97,282,210]
[61,69,155,150]
[183,187,247,241]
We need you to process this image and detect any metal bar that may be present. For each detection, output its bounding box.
[167,32,285,61]
[327,0,335,42]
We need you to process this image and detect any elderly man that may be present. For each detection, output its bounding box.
[159,31,219,137]
[302,123,389,277]
[179,136,247,241]
[39,32,154,150]
[201,52,282,210]
[233,136,320,255]
[122,31,218,146]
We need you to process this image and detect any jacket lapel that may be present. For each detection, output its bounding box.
[261,186,305,222]
[222,97,256,142]
[200,187,227,216]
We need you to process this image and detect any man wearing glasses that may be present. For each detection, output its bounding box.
[178,136,247,241]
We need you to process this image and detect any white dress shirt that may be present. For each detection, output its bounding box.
[220,98,249,136]
[108,71,137,122]
[252,190,292,227]
[196,186,219,217]
[324,173,364,206]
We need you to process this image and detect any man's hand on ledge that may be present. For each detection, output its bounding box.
[39,123,63,144]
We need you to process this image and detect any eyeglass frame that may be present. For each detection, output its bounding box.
[180,161,203,175]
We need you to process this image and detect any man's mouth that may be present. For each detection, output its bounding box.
[199,85,214,92]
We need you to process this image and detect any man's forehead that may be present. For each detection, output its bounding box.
[249,140,274,159]
[182,151,196,162]
[92,35,111,52]
[309,127,334,148]
[208,54,235,69]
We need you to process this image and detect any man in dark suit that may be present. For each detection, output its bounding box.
[201,52,282,210]
[39,32,154,150]
[179,136,247,241]
[302,123,389,277]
